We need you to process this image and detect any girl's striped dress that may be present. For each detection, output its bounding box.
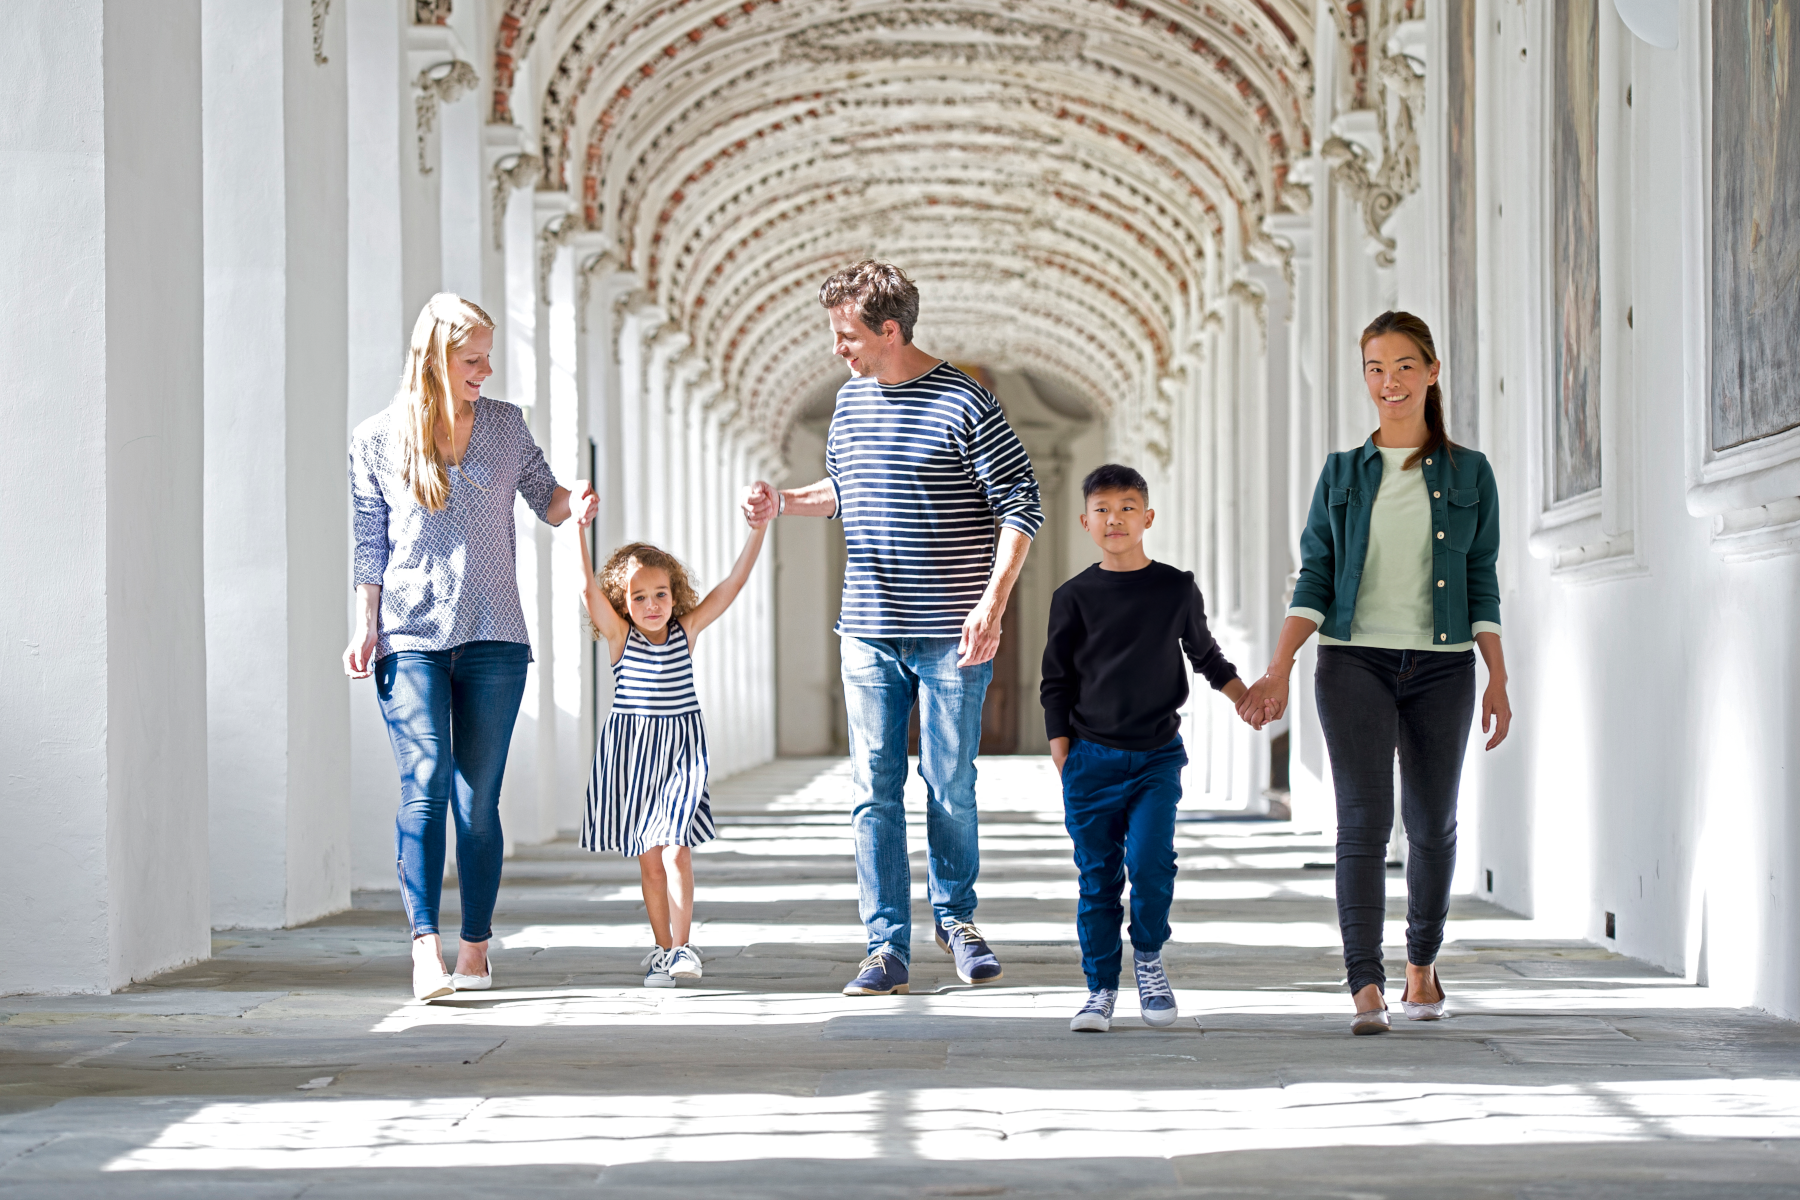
[581,619,715,856]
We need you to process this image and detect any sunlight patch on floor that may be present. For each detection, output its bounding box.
[105,1079,1800,1172]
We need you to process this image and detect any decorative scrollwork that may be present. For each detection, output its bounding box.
[413,0,452,24]
[311,0,330,65]
[414,60,480,174]
[782,11,1085,66]
[489,151,542,250]
[1321,136,1402,267]
[537,214,577,300]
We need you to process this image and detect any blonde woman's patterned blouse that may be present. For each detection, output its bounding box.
[349,398,560,660]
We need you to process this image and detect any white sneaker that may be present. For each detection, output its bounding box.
[1070,988,1117,1033]
[666,944,703,981]
[641,947,676,988]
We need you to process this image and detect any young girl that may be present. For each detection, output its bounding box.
[577,513,768,987]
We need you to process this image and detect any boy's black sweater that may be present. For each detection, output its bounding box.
[1041,561,1239,752]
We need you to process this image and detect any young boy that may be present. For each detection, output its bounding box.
[1041,463,1248,1032]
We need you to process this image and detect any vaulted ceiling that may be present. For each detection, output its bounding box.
[495,0,1315,445]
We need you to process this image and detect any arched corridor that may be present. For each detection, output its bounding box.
[6,0,1800,1190]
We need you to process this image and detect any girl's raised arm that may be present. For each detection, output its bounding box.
[682,518,769,646]
[578,525,630,655]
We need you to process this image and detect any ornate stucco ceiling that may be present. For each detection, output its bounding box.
[495,0,1315,449]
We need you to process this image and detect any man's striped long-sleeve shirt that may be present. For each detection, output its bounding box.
[826,362,1044,638]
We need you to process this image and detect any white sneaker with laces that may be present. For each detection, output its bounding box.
[666,944,703,981]
[641,947,676,988]
[1070,988,1117,1033]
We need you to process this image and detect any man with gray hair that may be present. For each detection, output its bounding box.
[743,261,1043,995]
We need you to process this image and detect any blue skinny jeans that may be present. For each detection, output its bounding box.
[840,635,991,965]
[1060,736,1186,991]
[375,640,529,943]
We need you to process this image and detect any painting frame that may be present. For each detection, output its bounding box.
[1524,0,1642,580]
[1679,0,1800,559]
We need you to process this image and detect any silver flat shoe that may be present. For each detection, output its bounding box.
[1401,967,1448,1021]
[1351,1004,1391,1035]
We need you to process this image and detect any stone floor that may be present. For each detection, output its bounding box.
[4,757,1800,1199]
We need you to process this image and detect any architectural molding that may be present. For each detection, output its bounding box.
[311,0,330,65]
[1321,131,1402,267]
[1320,9,1426,269]
[781,11,1085,66]
[1678,1,1800,559]
[534,191,577,301]
[489,149,541,251]
[413,60,479,174]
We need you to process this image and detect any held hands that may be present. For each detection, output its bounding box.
[1236,666,1290,730]
[741,481,777,528]
[570,480,600,527]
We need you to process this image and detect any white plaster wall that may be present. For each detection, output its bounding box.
[101,0,213,991]
[775,424,840,755]
[345,0,410,891]
[1,0,216,992]
[1450,7,1800,1018]
[2,1,120,993]
[202,0,351,930]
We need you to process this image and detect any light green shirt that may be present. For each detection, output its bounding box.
[1290,446,1498,652]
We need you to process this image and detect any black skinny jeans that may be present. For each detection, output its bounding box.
[1315,645,1475,995]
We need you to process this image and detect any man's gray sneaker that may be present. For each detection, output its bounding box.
[1134,949,1178,1026]
[1070,988,1117,1033]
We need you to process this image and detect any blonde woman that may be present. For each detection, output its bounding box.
[345,293,597,1001]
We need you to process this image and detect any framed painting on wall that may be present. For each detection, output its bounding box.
[1446,0,1480,449]
[1710,2,1799,452]
[1553,0,1603,503]
[1681,0,1800,559]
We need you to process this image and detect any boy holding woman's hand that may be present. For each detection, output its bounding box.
[1041,464,1249,1032]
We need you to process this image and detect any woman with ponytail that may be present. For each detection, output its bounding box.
[1238,311,1511,1035]
[345,293,598,1000]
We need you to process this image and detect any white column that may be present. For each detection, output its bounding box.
[1265,210,1331,828]
[540,219,599,837]
[202,0,351,928]
[400,20,472,319]
[617,304,665,541]
[646,330,691,549]
[344,0,409,892]
[2,0,209,992]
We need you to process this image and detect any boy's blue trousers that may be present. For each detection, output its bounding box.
[1060,735,1187,991]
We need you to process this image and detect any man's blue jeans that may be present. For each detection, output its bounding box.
[1061,736,1186,991]
[375,640,529,943]
[841,635,992,965]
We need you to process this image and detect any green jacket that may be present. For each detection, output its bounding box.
[1292,437,1501,645]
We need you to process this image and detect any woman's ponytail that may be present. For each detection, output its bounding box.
[1359,309,1451,472]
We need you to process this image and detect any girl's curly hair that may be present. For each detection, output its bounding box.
[595,542,700,636]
